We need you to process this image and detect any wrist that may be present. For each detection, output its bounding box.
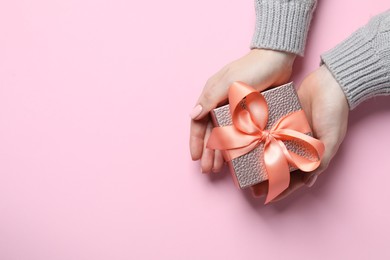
[250,48,296,67]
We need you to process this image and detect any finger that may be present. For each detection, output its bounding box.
[189,116,209,160]
[190,79,229,121]
[212,150,224,173]
[303,168,321,188]
[200,121,215,173]
[273,134,341,195]
[306,174,318,188]
[303,133,339,186]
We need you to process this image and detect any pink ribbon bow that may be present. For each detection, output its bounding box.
[207,82,324,203]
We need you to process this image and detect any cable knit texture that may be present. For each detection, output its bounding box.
[251,0,317,56]
[322,10,390,110]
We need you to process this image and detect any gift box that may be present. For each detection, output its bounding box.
[207,82,323,202]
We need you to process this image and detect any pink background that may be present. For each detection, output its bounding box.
[0,0,389,259]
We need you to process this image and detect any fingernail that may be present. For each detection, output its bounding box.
[306,175,318,188]
[190,104,203,119]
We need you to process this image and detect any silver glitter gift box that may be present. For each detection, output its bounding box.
[210,82,315,189]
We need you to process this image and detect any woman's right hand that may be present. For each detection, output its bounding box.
[251,64,350,201]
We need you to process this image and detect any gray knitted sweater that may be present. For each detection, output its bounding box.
[251,0,390,109]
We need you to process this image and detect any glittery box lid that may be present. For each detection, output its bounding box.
[210,82,315,189]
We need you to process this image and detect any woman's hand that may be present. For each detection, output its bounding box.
[251,65,349,201]
[189,49,296,173]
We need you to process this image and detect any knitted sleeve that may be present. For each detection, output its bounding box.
[321,10,390,110]
[250,0,317,56]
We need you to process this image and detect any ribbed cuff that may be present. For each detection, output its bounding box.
[251,0,316,56]
[321,23,390,110]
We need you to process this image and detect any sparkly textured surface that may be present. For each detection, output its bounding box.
[211,82,313,189]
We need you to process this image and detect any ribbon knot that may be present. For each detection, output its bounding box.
[206,82,324,203]
[261,130,272,142]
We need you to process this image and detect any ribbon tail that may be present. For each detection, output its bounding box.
[289,151,321,172]
[263,139,290,204]
[274,129,325,172]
